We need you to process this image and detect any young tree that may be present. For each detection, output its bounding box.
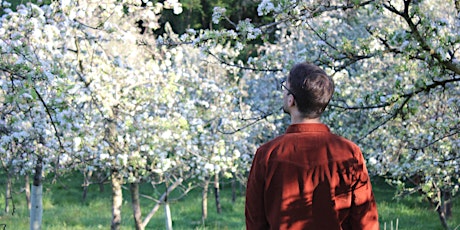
[0,2,84,228]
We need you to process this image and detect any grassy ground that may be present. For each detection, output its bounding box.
[372,177,460,230]
[0,173,459,230]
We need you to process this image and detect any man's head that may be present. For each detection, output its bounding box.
[283,62,334,119]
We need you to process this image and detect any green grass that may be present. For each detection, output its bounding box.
[372,177,460,230]
[0,173,459,230]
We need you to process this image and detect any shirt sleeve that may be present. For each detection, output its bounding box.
[349,150,380,230]
[245,149,269,230]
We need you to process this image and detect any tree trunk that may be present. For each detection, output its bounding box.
[25,174,31,210]
[111,170,123,230]
[82,169,93,202]
[4,172,11,214]
[30,185,43,230]
[30,184,43,230]
[214,173,221,214]
[97,171,106,193]
[231,172,236,203]
[164,201,173,230]
[433,189,449,230]
[436,205,449,230]
[107,105,123,230]
[442,190,452,220]
[30,156,43,230]
[142,178,183,228]
[130,182,143,230]
[164,177,173,230]
[201,176,209,224]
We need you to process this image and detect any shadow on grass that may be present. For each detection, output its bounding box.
[0,173,458,230]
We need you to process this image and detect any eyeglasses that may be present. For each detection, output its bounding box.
[280,80,296,97]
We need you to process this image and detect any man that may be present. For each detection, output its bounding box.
[245,62,379,230]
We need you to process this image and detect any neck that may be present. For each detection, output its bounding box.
[290,111,321,124]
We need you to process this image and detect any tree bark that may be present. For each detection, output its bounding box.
[82,169,93,202]
[231,172,236,203]
[30,156,43,230]
[214,173,221,214]
[25,174,31,210]
[442,190,452,220]
[142,178,183,228]
[4,172,11,214]
[130,182,143,230]
[436,205,449,230]
[107,105,123,230]
[30,185,43,230]
[164,177,173,230]
[201,176,209,224]
[111,170,123,230]
[164,201,173,230]
[433,189,449,230]
[96,171,107,193]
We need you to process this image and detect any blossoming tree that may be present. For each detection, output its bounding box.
[209,0,459,228]
[1,0,459,229]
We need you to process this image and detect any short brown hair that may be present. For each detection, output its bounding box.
[288,62,334,118]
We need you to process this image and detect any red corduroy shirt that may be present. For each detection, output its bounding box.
[245,123,379,230]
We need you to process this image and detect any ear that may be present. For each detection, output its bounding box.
[287,94,296,107]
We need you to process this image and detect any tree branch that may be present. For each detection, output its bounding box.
[206,51,283,72]
[332,76,460,110]
[141,177,184,228]
[383,1,460,74]
[218,108,278,135]
[411,128,460,151]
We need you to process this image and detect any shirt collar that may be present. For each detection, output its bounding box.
[285,123,330,133]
